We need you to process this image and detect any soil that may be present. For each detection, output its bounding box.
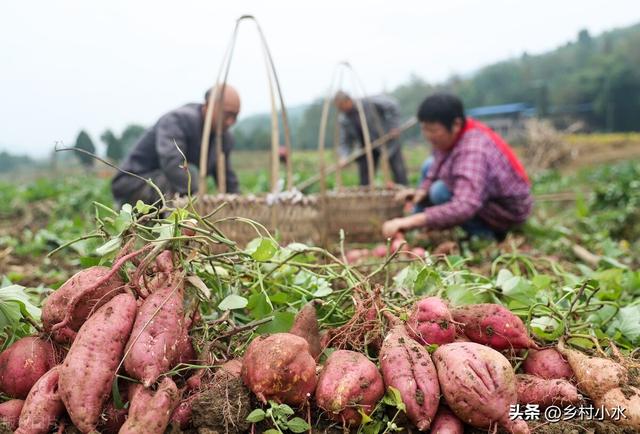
[191,370,251,434]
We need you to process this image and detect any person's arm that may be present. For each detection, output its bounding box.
[374,95,401,131]
[223,134,240,193]
[338,115,353,160]
[155,113,195,195]
[422,150,489,229]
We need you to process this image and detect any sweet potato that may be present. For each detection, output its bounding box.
[241,333,316,406]
[522,348,573,380]
[372,244,388,258]
[170,393,198,430]
[380,325,440,431]
[59,293,138,433]
[315,350,384,426]
[516,374,580,407]
[596,385,640,430]
[0,336,58,399]
[14,366,64,434]
[289,301,322,359]
[124,273,185,387]
[406,297,455,346]
[429,406,464,434]
[119,377,179,434]
[452,304,537,350]
[43,264,125,344]
[220,358,243,378]
[433,342,530,434]
[0,399,24,431]
[557,339,627,400]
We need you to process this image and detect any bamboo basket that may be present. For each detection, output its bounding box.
[305,62,406,244]
[180,15,322,247]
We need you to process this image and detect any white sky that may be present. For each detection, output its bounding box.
[1,0,638,157]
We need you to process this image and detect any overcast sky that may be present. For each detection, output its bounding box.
[1,0,638,158]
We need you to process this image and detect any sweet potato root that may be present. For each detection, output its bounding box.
[241,333,316,406]
[59,293,138,433]
[516,374,581,407]
[42,253,135,343]
[557,339,627,400]
[380,325,440,430]
[289,301,322,359]
[119,377,179,434]
[430,406,464,434]
[0,399,24,431]
[433,342,530,433]
[315,350,384,426]
[596,385,640,430]
[522,348,573,380]
[14,366,64,434]
[0,336,58,399]
[452,304,537,350]
[124,273,185,387]
[406,297,455,345]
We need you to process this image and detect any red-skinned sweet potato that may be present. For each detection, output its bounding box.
[14,366,64,434]
[241,333,316,406]
[522,349,573,380]
[42,246,150,345]
[124,274,185,387]
[170,393,198,430]
[59,293,138,433]
[289,301,322,359]
[406,297,455,346]
[557,339,627,400]
[516,374,581,407]
[315,350,384,426]
[119,377,179,434]
[0,399,24,431]
[452,304,537,350]
[220,358,243,378]
[380,325,440,431]
[0,336,58,399]
[430,406,464,434]
[433,342,530,434]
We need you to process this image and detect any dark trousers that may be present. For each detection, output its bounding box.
[356,148,408,186]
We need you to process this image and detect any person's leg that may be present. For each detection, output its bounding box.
[418,157,434,187]
[388,149,408,185]
[428,180,452,205]
[460,218,503,240]
[356,155,370,186]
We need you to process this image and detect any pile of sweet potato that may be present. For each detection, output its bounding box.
[0,248,198,434]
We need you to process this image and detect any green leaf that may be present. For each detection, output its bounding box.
[608,305,640,344]
[362,421,383,434]
[95,237,122,257]
[247,292,273,319]
[532,274,552,289]
[445,284,489,305]
[286,242,309,252]
[495,269,513,287]
[530,316,564,341]
[247,238,278,262]
[287,417,310,433]
[358,408,373,425]
[112,380,125,409]
[134,200,154,214]
[257,311,295,334]
[0,284,42,322]
[187,275,211,299]
[383,386,406,412]
[246,408,266,423]
[274,403,294,417]
[263,430,280,434]
[218,294,248,311]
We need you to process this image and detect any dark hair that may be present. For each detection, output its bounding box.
[417,93,466,131]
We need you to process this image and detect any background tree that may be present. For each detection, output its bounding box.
[74,130,96,168]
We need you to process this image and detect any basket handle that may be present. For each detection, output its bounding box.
[198,15,293,195]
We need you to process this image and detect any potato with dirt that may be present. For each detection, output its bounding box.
[452,303,538,350]
[14,366,64,434]
[429,406,464,434]
[406,296,455,346]
[315,350,384,426]
[0,336,59,399]
[119,377,179,434]
[241,333,316,406]
[596,385,640,430]
[433,342,530,433]
[124,273,186,387]
[59,293,138,433]
[0,399,24,431]
[379,325,440,430]
[522,348,573,380]
[516,374,581,407]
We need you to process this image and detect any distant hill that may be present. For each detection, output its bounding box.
[231,21,640,150]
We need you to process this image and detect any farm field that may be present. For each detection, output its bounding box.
[0,134,639,434]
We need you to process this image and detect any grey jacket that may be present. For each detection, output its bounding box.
[112,103,239,196]
[338,94,401,159]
